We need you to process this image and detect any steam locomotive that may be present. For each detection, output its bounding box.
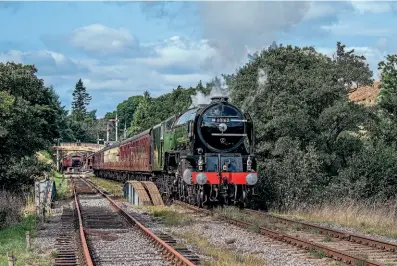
[89,96,258,208]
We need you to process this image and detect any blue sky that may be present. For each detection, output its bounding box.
[0,1,396,117]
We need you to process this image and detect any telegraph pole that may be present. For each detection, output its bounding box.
[124,122,127,140]
[115,112,118,142]
[106,122,110,142]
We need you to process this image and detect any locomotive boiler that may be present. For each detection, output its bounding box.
[90,96,258,208]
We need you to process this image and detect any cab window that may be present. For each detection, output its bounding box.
[175,108,198,126]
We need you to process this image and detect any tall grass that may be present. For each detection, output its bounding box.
[0,191,24,229]
[52,171,72,200]
[89,176,124,197]
[278,199,397,238]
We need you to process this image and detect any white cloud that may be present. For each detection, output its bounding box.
[302,2,340,21]
[0,50,87,75]
[321,21,391,37]
[136,36,219,73]
[70,24,139,54]
[0,31,222,117]
[0,50,23,63]
[350,2,393,14]
[197,2,311,72]
[162,73,213,86]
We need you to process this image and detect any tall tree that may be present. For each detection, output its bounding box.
[377,54,397,110]
[71,79,92,121]
[374,54,397,144]
[227,44,370,207]
[0,62,62,189]
[334,41,373,91]
[129,91,153,135]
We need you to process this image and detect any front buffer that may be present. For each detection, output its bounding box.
[189,171,258,208]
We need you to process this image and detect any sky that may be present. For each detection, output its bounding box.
[0,1,396,117]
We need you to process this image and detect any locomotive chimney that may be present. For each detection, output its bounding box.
[210,96,229,103]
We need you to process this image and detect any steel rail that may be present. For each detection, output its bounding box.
[173,200,385,266]
[80,178,196,266]
[72,180,94,266]
[246,209,397,252]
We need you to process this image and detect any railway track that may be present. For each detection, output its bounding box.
[72,176,199,266]
[173,200,397,266]
[53,206,81,266]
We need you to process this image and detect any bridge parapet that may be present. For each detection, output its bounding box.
[53,142,104,152]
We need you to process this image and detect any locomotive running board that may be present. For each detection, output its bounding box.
[141,181,165,206]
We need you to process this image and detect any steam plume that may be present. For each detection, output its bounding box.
[190,76,229,108]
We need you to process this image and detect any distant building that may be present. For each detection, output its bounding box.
[348,81,381,106]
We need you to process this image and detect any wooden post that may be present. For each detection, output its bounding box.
[26,231,30,249]
[7,252,14,266]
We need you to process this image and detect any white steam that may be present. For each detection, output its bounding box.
[241,68,268,113]
[190,77,229,108]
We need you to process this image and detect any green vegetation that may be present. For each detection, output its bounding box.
[89,176,124,197]
[277,199,397,239]
[53,171,72,200]
[144,206,194,226]
[103,43,397,211]
[2,42,397,226]
[0,63,62,190]
[0,215,51,266]
[308,248,326,259]
[173,232,268,266]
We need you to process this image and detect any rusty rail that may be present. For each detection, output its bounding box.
[173,200,385,266]
[72,182,94,266]
[246,209,397,252]
[80,178,196,266]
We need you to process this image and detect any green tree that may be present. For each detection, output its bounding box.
[377,54,397,112]
[334,42,373,91]
[129,91,154,135]
[71,79,92,121]
[227,43,372,207]
[0,62,63,189]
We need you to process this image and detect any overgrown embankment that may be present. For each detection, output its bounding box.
[53,171,72,200]
[277,199,397,239]
[88,176,124,197]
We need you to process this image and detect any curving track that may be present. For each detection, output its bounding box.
[174,200,397,266]
[72,176,198,266]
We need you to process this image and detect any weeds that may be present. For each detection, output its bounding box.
[89,176,124,197]
[355,261,368,266]
[174,232,268,266]
[145,206,194,226]
[0,214,51,265]
[53,171,71,200]
[277,199,397,239]
[0,190,24,229]
[308,248,326,259]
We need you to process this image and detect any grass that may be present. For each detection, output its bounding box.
[276,199,397,239]
[144,206,194,226]
[214,206,282,232]
[308,248,326,259]
[53,171,72,200]
[89,176,124,197]
[0,215,52,266]
[173,232,268,266]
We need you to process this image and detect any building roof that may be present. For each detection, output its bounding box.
[348,81,381,106]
